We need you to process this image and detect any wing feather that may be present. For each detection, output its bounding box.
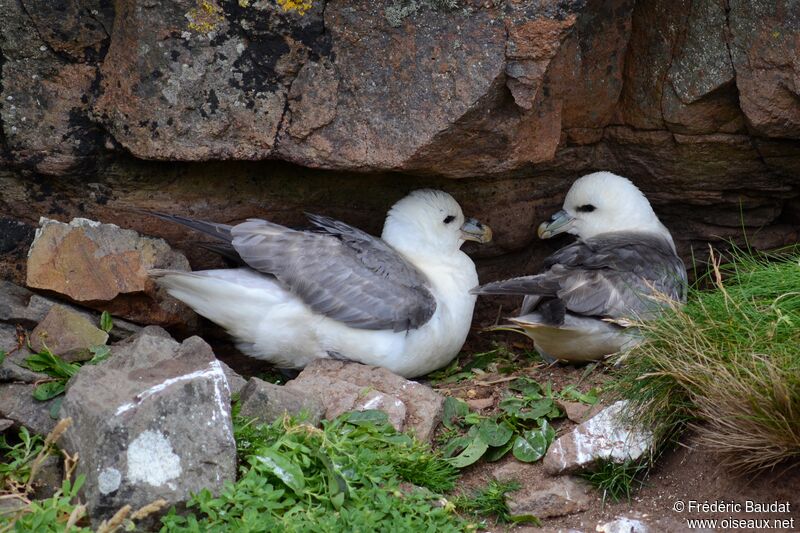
[474,232,686,321]
[230,216,436,331]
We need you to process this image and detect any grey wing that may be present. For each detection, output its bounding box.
[230,217,437,331]
[474,232,686,320]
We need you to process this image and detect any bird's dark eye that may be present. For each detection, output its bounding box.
[443,215,455,224]
[576,204,596,213]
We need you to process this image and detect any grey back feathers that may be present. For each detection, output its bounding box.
[148,211,436,332]
[474,232,686,325]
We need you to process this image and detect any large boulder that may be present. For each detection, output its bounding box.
[59,327,236,525]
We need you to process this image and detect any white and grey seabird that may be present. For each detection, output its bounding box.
[148,190,492,378]
[472,171,686,362]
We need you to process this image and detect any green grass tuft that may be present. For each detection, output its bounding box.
[612,246,800,472]
[452,479,538,525]
[580,459,648,504]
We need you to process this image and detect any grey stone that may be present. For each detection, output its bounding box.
[0,281,141,341]
[60,327,236,526]
[491,461,593,519]
[29,305,108,363]
[238,377,324,427]
[0,383,58,436]
[285,360,444,442]
[0,418,13,432]
[544,401,653,475]
[218,360,247,397]
[30,453,64,500]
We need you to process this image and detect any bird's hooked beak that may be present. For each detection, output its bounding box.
[460,218,493,243]
[537,209,575,239]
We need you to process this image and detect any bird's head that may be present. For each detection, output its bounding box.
[538,171,673,246]
[382,189,492,254]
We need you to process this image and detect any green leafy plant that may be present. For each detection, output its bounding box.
[440,377,597,467]
[99,311,113,334]
[580,459,648,504]
[23,344,112,404]
[2,475,90,532]
[161,410,468,531]
[0,427,46,489]
[453,480,538,525]
[428,344,532,385]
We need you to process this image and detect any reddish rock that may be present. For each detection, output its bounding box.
[26,218,195,328]
[285,359,444,442]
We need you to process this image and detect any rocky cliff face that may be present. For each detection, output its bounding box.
[1,0,799,297]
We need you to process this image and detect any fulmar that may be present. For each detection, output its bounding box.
[148,190,492,378]
[472,172,686,362]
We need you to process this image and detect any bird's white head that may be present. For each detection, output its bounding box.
[382,189,492,255]
[538,171,675,248]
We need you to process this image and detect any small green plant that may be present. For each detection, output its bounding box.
[453,480,538,525]
[3,475,90,532]
[427,344,533,385]
[161,410,468,531]
[22,344,112,404]
[99,311,113,334]
[440,377,598,467]
[0,427,46,489]
[580,459,648,504]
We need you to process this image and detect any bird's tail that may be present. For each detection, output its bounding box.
[470,275,559,296]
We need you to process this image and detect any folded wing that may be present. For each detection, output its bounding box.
[474,232,686,323]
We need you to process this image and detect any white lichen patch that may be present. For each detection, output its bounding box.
[127,430,182,487]
[97,467,122,495]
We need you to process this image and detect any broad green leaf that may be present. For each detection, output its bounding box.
[477,419,513,447]
[512,430,549,462]
[516,398,554,421]
[345,410,389,426]
[442,396,469,429]
[33,381,66,401]
[99,311,113,333]
[510,514,541,525]
[88,345,112,365]
[509,377,543,398]
[539,419,556,445]
[484,439,514,462]
[447,435,488,468]
[49,396,64,419]
[255,449,305,495]
[559,385,599,405]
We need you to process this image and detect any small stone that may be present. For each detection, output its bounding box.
[285,360,444,442]
[506,476,592,519]
[466,397,494,411]
[238,377,324,426]
[29,305,108,362]
[0,383,59,436]
[30,453,63,500]
[544,401,653,475]
[491,461,592,519]
[556,400,595,423]
[596,516,649,533]
[0,419,13,432]
[218,360,247,396]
